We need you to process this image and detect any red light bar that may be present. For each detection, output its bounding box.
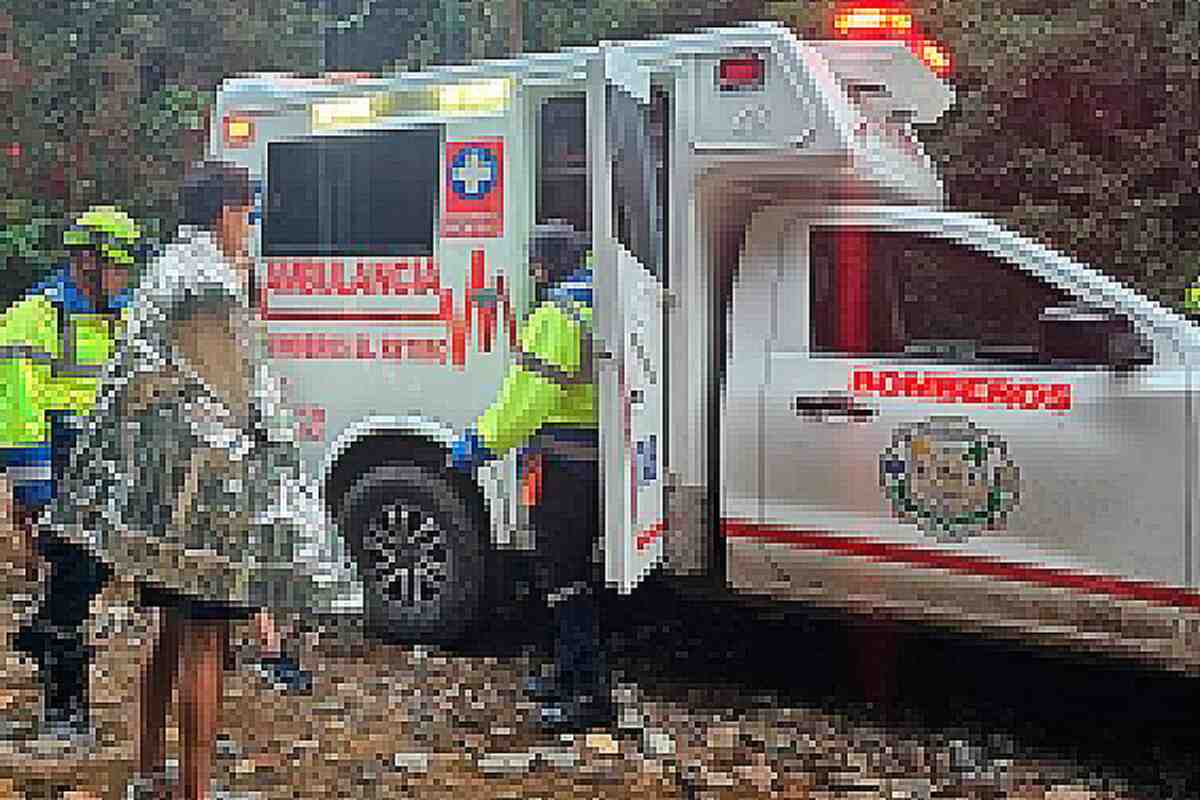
[833,6,914,39]
[832,3,952,79]
[718,56,765,91]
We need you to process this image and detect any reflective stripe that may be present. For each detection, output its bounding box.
[0,345,53,363]
[529,434,599,461]
[554,299,593,383]
[0,347,105,377]
[0,445,53,467]
[515,298,594,387]
[53,362,104,378]
[515,347,591,387]
[3,464,53,483]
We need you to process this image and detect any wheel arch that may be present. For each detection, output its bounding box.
[321,416,486,527]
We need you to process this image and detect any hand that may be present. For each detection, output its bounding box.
[451,429,495,475]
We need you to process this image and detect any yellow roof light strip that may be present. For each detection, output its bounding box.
[437,78,511,114]
[312,95,379,130]
[310,79,511,130]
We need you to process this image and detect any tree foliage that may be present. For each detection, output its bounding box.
[2,0,1197,311]
[0,0,323,303]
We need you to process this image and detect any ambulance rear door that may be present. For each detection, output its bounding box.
[591,49,669,592]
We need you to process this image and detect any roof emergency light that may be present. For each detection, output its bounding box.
[718,56,765,91]
[437,78,511,115]
[916,40,951,76]
[223,115,255,148]
[311,95,379,130]
[832,3,952,79]
[833,6,914,38]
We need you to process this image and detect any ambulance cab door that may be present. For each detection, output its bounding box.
[593,52,670,593]
[760,215,1186,587]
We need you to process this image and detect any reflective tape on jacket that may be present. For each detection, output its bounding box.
[0,293,115,448]
[3,464,54,484]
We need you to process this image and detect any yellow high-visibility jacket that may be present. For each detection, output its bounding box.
[478,286,596,458]
[0,271,123,505]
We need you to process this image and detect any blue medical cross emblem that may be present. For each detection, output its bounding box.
[450,147,498,200]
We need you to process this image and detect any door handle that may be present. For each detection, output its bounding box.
[793,395,877,421]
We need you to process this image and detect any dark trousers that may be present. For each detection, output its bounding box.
[16,419,112,720]
[529,430,606,703]
[16,529,112,722]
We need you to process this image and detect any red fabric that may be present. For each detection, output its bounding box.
[521,453,544,508]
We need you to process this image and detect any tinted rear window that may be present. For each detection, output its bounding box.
[263,129,439,257]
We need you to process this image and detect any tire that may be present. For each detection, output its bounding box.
[339,462,486,644]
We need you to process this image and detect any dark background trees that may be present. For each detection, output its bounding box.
[2,0,1196,309]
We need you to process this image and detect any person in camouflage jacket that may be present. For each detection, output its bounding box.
[42,162,358,800]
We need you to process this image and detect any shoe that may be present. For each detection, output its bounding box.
[536,694,614,732]
[23,715,96,756]
[40,715,94,743]
[123,771,173,800]
[254,655,313,695]
[523,674,561,703]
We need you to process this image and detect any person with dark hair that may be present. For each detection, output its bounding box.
[43,161,356,799]
[177,161,315,694]
[528,221,590,298]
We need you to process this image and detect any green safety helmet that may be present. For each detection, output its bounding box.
[63,205,141,268]
[1187,284,1200,314]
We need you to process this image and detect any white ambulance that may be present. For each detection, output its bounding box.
[211,9,1200,671]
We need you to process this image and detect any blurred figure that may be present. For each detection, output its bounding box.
[43,162,349,800]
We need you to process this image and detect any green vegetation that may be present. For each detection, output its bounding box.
[1,0,1196,309]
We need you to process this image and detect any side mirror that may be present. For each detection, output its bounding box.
[1038,304,1153,369]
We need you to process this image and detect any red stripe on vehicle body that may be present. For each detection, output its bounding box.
[636,520,668,551]
[720,520,1200,610]
[260,311,447,323]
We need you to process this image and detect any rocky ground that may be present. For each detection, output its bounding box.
[0,514,1195,799]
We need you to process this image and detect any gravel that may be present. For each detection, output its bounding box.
[0,548,1169,799]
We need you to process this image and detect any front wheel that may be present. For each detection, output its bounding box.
[339,462,485,644]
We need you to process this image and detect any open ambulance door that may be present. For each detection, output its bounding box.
[590,48,668,593]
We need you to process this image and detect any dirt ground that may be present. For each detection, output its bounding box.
[0,500,1144,800]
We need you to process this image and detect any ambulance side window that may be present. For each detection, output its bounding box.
[607,85,666,277]
[808,228,1149,368]
[538,96,589,235]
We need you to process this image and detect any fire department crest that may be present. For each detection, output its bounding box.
[880,417,1020,542]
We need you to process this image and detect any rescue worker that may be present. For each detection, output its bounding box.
[451,225,610,730]
[4,206,140,740]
